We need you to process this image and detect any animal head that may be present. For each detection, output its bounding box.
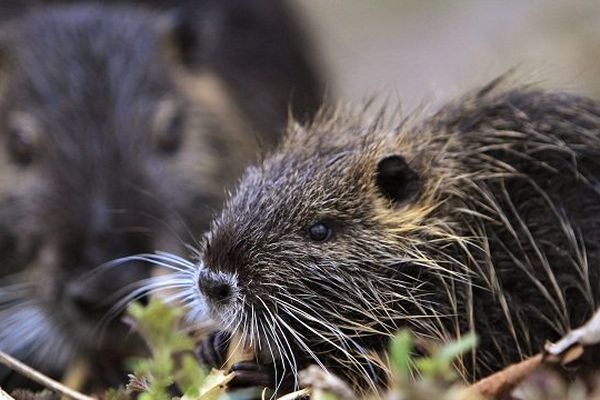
[0,4,259,377]
[190,110,460,390]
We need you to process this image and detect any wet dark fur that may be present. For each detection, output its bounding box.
[192,80,600,393]
[0,1,322,389]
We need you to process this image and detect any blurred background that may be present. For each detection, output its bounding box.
[295,0,600,109]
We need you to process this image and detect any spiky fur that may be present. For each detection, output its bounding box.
[154,79,600,393]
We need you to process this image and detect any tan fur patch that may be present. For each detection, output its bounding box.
[175,70,260,193]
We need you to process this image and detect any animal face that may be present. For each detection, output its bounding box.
[193,120,428,389]
[0,5,257,378]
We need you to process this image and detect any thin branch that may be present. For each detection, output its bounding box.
[0,352,95,400]
[0,386,15,400]
[276,388,312,400]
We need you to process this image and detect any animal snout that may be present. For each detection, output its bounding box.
[198,270,234,304]
[65,259,150,316]
[66,281,106,314]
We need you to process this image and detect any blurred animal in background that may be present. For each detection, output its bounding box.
[0,0,323,390]
[0,0,323,139]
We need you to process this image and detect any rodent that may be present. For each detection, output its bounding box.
[179,77,600,394]
[0,0,323,142]
[0,1,322,390]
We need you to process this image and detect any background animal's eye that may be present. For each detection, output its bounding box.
[307,222,332,242]
[8,128,35,166]
[153,99,185,156]
[6,113,39,167]
[155,112,184,155]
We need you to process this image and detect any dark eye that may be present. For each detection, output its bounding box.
[155,112,184,155]
[8,127,36,166]
[307,222,332,242]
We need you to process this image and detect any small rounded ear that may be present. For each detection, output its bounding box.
[158,8,204,69]
[375,155,421,204]
[0,30,13,85]
[170,10,201,67]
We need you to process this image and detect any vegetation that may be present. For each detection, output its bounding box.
[118,300,481,400]
[114,300,234,400]
[3,300,598,400]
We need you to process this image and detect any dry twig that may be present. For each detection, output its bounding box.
[0,386,15,400]
[469,354,543,398]
[0,352,94,400]
[276,388,312,400]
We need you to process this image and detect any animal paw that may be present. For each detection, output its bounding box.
[230,361,295,394]
[195,331,230,369]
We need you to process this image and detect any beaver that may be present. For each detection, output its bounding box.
[165,78,600,394]
[0,1,322,389]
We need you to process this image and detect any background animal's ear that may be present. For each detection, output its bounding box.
[158,8,203,68]
[160,0,283,69]
[0,30,13,81]
[159,0,322,146]
[374,155,421,204]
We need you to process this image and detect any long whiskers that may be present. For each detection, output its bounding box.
[95,251,199,339]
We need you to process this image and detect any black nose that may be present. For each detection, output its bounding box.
[198,272,233,304]
[66,283,106,314]
[65,259,150,316]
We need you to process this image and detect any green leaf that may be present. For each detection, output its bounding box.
[415,333,478,379]
[313,391,339,400]
[176,354,207,396]
[389,329,413,379]
[105,387,129,400]
[436,333,478,364]
[117,300,208,400]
